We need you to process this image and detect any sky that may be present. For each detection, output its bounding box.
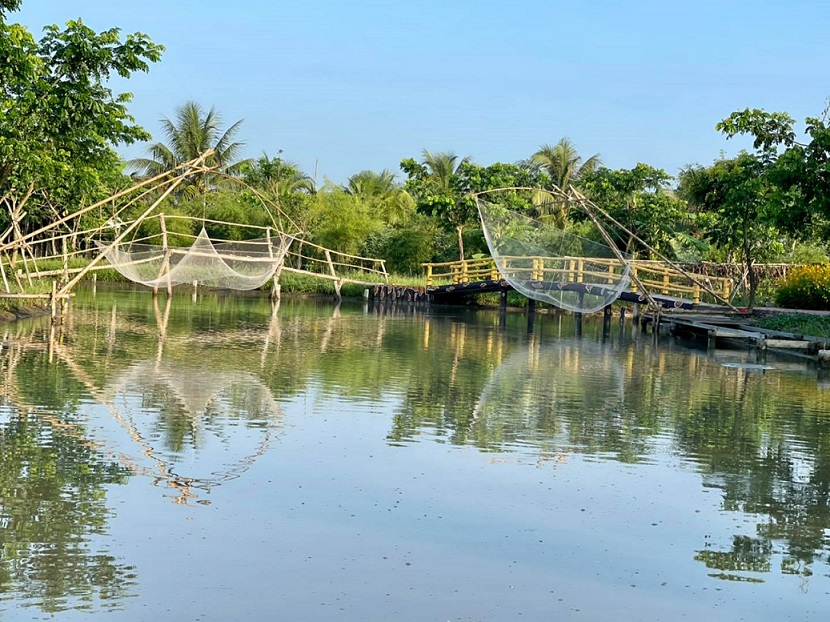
[12,0,830,184]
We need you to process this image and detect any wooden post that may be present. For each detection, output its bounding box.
[323,249,342,300]
[527,298,536,334]
[577,259,584,284]
[662,273,670,295]
[461,260,469,284]
[50,280,57,323]
[693,283,700,304]
[608,263,615,285]
[569,259,576,282]
[61,237,68,285]
[630,266,639,292]
[425,264,433,287]
[380,260,388,284]
[0,253,9,293]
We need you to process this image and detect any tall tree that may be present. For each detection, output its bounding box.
[130,101,248,196]
[401,150,472,259]
[581,163,687,257]
[0,3,163,236]
[677,154,781,309]
[527,138,601,190]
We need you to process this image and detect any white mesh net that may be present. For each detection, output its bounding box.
[100,227,290,291]
[478,200,631,313]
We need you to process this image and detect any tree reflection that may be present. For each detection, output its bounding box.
[0,401,136,612]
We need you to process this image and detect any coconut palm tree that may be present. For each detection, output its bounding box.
[346,169,414,225]
[421,150,471,195]
[524,138,601,226]
[129,101,249,196]
[245,152,316,197]
[527,137,601,190]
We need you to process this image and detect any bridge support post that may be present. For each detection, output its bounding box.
[602,304,612,337]
[499,287,508,327]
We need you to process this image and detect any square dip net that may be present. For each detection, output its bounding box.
[478,198,632,313]
[100,227,291,291]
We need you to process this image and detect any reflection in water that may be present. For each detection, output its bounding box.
[0,341,137,613]
[102,360,282,503]
[0,293,285,613]
[2,290,830,617]
[408,326,830,585]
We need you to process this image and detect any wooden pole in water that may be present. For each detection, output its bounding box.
[160,213,172,296]
[50,280,57,323]
[61,237,68,286]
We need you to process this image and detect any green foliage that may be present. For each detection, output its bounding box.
[129,101,248,198]
[361,216,439,274]
[526,137,601,190]
[401,150,476,244]
[581,163,686,256]
[774,265,830,310]
[0,5,163,234]
[756,312,830,338]
[716,108,797,153]
[309,188,383,254]
[346,169,414,226]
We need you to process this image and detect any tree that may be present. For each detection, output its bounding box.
[526,138,601,190]
[717,104,830,234]
[346,169,414,226]
[678,154,781,309]
[401,150,472,259]
[242,152,316,230]
[581,163,687,257]
[130,101,248,196]
[0,3,163,237]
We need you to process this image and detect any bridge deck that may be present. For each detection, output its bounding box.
[426,278,727,311]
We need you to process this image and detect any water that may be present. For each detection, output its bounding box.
[1,287,830,620]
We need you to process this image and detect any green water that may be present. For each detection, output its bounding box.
[1,287,830,620]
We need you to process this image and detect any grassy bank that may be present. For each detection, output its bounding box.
[755,313,830,338]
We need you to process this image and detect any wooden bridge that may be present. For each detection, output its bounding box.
[0,154,390,317]
[420,256,736,309]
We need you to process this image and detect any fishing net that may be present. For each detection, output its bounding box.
[478,199,631,313]
[100,227,290,290]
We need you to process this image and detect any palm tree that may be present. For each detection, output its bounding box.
[421,150,471,195]
[246,152,316,197]
[420,150,472,259]
[346,169,414,225]
[129,101,249,196]
[527,137,601,190]
[525,138,601,226]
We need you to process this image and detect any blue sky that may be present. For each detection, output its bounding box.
[13,0,830,184]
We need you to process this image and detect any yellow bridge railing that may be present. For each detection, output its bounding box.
[422,257,735,304]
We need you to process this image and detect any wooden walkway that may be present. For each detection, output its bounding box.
[422,257,735,307]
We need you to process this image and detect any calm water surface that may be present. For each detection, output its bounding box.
[1,288,830,620]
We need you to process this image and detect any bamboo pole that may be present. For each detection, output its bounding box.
[57,163,195,297]
[0,152,215,256]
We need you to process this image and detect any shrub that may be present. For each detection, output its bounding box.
[775,265,830,310]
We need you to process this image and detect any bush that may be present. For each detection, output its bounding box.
[775,265,830,310]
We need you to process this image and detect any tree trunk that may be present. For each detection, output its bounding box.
[742,220,756,310]
[456,226,465,262]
